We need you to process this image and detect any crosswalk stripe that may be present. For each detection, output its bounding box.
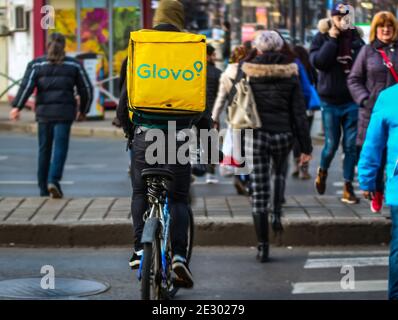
[304,256,388,269]
[0,181,75,185]
[292,280,387,294]
[333,182,359,187]
[309,250,389,257]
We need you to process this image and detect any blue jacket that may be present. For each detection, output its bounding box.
[358,84,398,206]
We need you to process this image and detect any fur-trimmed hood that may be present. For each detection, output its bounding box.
[317,17,364,38]
[241,62,298,78]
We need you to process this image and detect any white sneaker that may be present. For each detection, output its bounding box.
[206,173,219,184]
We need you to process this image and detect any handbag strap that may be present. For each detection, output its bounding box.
[378,49,398,83]
[226,63,246,106]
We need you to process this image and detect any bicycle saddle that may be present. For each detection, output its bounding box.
[141,168,174,182]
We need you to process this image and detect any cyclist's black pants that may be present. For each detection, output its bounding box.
[131,128,191,259]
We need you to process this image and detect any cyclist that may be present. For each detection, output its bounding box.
[117,0,199,289]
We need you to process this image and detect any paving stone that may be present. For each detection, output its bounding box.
[294,196,321,207]
[31,199,69,222]
[81,198,116,221]
[0,198,24,221]
[56,198,93,222]
[6,198,47,222]
[105,198,130,220]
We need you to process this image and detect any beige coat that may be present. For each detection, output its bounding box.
[211,63,239,122]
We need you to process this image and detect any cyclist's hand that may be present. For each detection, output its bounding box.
[9,108,20,121]
[362,191,375,201]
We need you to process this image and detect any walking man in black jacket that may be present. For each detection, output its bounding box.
[310,2,364,204]
[9,33,93,198]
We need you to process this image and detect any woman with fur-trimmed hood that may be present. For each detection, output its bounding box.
[242,31,312,263]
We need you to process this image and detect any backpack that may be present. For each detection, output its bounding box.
[126,30,207,120]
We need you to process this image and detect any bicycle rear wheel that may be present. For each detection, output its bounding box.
[141,235,162,300]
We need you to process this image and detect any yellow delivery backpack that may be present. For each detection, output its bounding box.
[127,30,207,119]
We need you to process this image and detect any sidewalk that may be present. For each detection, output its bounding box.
[0,195,391,247]
[0,103,124,139]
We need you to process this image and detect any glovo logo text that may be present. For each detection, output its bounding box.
[136,61,204,82]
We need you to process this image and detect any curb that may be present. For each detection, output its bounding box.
[0,217,391,247]
[0,122,125,139]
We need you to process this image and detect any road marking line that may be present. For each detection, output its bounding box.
[333,182,359,187]
[0,181,75,185]
[0,156,9,161]
[309,250,390,257]
[304,257,388,269]
[193,181,232,185]
[65,164,107,170]
[292,280,387,294]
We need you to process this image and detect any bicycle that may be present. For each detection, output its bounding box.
[137,168,194,300]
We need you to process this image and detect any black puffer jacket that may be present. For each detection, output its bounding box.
[12,56,93,122]
[241,52,313,155]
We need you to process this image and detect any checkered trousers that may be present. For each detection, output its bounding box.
[245,130,293,214]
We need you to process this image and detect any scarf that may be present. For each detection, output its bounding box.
[336,29,354,74]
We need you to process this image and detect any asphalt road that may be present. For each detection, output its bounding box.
[0,246,389,300]
[0,133,354,198]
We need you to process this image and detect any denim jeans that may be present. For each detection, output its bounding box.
[37,122,72,195]
[320,102,358,182]
[131,127,191,258]
[389,206,398,300]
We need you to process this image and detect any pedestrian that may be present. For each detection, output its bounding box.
[242,31,312,262]
[358,84,398,300]
[348,11,398,213]
[291,45,319,180]
[310,2,365,204]
[212,45,251,194]
[117,0,199,288]
[9,32,93,199]
[222,21,231,68]
[204,44,222,184]
[275,36,315,207]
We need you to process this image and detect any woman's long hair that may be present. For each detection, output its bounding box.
[47,33,66,64]
[369,11,398,43]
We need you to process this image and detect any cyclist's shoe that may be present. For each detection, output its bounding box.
[129,249,143,270]
[172,255,194,289]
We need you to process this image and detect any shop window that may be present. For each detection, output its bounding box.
[48,0,77,52]
[112,1,141,95]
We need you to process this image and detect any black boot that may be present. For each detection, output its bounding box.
[271,211,284,234]
[273,175,285,235]
[252,212,269,262]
